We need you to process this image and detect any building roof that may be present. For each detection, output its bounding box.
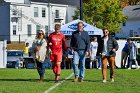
[31,0,80,6]
[123,5,140,19]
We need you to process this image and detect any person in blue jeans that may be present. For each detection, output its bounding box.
[96,55,102,69]
[71,21,90,82]
[32,30,47,82]
[127,39,139,69]
[121,41,129,68]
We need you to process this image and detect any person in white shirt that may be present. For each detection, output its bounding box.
[127,39,139,69]
[89,37,98,69]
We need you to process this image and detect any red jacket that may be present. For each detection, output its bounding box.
[48,32,67,54]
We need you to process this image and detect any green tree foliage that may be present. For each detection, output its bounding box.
[73,0,127,33]
[83,0,90,3]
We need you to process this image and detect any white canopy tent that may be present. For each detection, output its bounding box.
[61,19,103,36]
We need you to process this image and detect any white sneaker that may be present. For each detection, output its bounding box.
[102,80,107,83]
[98,67,101,70]
[111,79,114,82]
[127,67,131,70]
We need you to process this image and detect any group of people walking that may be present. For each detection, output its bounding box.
[30,21,139,83]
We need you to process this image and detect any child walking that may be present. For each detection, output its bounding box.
[127,39,139,69]
[89,37,98,69]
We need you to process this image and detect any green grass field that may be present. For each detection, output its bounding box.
[0,69,140,93]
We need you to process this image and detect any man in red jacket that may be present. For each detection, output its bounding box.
[48,24,67,82]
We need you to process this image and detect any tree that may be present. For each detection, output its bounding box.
[121,0,140,6]
[83,0,90,3]
[121,0,129,7]
[73,0,127,33]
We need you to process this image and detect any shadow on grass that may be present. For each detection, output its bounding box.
[84,80,102,82]
[65,79,102,82]
[0,78,102,83]
[0,79,56,82]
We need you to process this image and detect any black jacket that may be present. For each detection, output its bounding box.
[98,36,119,57]
[70,30,90,52]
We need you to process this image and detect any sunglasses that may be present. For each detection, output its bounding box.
[103,31,108,33]
[39,33,43,35]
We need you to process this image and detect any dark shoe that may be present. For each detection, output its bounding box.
[55,80,60,83]
[78,78,84,82]
[37,79,43,83]
[115,65,119,69]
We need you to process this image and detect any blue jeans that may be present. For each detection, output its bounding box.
[36,60,45,79]
[97,55,102,68]
[73,50,86,79]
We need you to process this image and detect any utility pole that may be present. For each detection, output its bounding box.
[48,0,51,37]
[80,0,83,20]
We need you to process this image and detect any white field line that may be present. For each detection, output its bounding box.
[44,73,74,93]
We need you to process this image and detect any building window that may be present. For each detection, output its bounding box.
[55,19,61,23]
[34,7,38,17]
[36,25,40,34]
[27,25,32,36]
[122,22,126,26]
[130,30,133,37]
[42,8,46,17]
[12,10,17,15]
[12,5,17,15]
[55,10,59,18]
[13,25,16,35]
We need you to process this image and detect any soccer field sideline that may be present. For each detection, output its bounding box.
[44,73,74,93]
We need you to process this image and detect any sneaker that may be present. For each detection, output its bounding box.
[73,77,78,82]
[98,67,101,70]
[102,80,107,83]
[79,78,84,82]
[111,79,114,82]
[128,67,131,70]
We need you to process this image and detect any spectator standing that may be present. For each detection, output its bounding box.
[127,39,139,69]
[23,42,29,57]
[67,47,73,69]
[63,50,68,69]
[89,37,98,69]
[121,41,129,68]
[71,21,90,82]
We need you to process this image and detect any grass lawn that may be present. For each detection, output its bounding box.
[0,69,140,93]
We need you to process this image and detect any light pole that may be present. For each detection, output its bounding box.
[80,0,83,20]
[47,0,51,37]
